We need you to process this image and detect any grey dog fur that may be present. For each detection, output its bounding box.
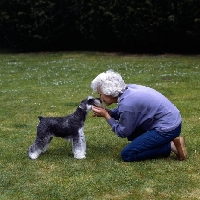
[28,96,103,160]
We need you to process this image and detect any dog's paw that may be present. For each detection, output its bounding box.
[74,154,86,159]
[29,152,40,160]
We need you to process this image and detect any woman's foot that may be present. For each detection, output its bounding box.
[171,137,187,161]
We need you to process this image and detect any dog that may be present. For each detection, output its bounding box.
[28,96,103,160]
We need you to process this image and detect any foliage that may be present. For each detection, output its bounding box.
[0,52,200,199]
[0,0,80,51]
[0,0,199,52]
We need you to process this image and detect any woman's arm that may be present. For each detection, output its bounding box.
[92,106,111,121]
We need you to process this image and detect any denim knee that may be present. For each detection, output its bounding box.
[121,148,133,162]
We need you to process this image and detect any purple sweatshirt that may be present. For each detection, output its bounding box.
[107,84,181,138]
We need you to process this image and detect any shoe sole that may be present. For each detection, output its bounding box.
[174,137,187,161]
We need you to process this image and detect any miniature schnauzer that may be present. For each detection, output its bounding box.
[28,96,103,160]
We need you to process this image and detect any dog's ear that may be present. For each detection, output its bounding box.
[87,96,93,100]
[93,98,104,108]
[38,116,43,121]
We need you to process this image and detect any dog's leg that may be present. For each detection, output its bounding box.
[29,133,52,160]
[29,143,43,160]
[42,137,53,153]
[72,127,86,159]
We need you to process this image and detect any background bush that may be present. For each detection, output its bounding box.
[0,0,199,53]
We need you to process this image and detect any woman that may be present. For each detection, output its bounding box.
[91,70,187,162]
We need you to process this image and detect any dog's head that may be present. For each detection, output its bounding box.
[79,96,104,112]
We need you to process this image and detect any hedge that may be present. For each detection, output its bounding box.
[0,0,199,53]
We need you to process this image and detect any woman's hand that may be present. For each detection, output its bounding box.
[92,106,111,121]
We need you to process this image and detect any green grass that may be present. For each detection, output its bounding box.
[0,52,200,200]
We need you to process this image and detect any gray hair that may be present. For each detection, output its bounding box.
[91,70,127,97]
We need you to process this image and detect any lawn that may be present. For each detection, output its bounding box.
[0,52,200,200]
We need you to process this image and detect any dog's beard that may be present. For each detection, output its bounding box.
[93,99,105,109]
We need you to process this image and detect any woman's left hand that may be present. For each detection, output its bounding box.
[92,106,111,120]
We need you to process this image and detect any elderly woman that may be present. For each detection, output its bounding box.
[91,70,187,162]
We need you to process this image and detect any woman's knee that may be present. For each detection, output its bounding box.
[121,148,134,162]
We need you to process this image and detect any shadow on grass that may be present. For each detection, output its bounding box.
[64,102,79,107]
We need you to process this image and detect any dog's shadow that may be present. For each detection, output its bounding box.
[34,140,74,160]
[31,139,122,161]
[64,102,80,107]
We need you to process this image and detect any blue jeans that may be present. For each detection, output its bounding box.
[121,124,181,162]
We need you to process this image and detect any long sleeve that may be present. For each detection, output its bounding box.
[106,84,181,138]
[108,111,139,138]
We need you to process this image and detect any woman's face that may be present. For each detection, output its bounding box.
[97,88,118,106]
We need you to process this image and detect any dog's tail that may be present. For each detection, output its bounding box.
[38,116,43,121]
